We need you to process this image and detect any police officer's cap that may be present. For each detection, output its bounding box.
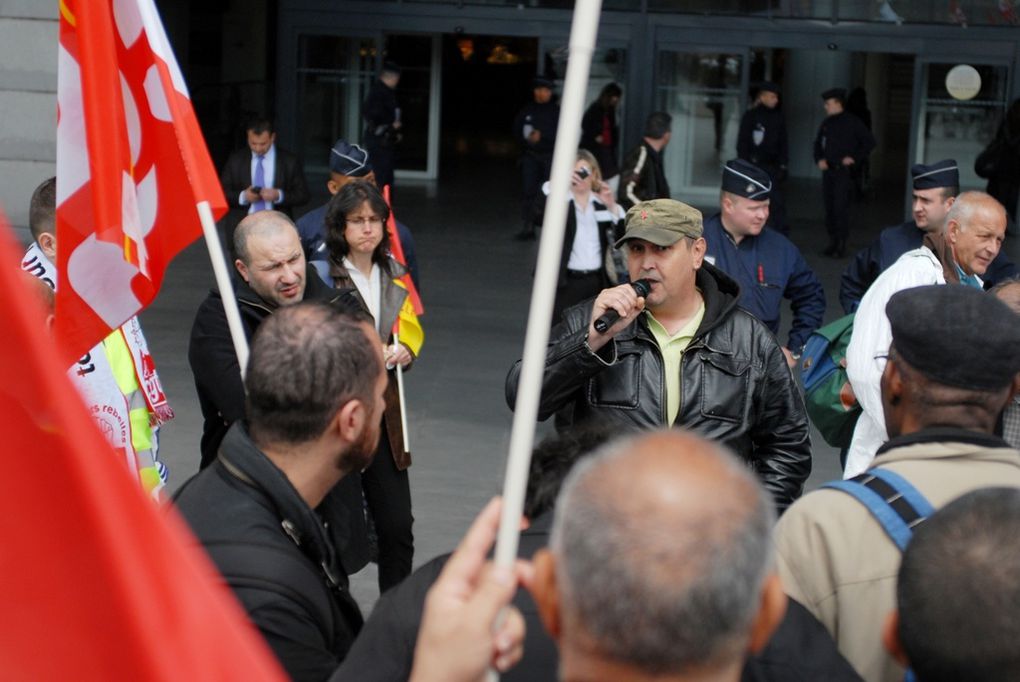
[887,284,1020,391]
[758,81,780,95]
[533,75,555,90]
[381,61,402,76]
[722,159,772,201]
[821,88,846,102]
[329,140,373,177]
[911,159,959,190]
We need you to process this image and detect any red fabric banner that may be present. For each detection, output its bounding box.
[0,217,284,679]
[55,0,226,365]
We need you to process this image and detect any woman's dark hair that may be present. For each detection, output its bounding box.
[599,82,622,107]
[325,179,392,272]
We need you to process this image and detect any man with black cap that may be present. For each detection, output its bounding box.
[775,284,1020,682]
[704,159,825,366]
[514,76,560,240]
[814,88,876,257]
[737,82,790,234]
[294,139,419,287]
[506,198,812,512]
[362,62,402,190]
[845,191,1008,478]
[839,159,1017,312]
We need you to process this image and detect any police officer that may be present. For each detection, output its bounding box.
[703,159,825,366]
[737,82,789,234]
[514,76,560,240]
[363,62,402,190]
[839,159,1018,312]
[814,88,876,257]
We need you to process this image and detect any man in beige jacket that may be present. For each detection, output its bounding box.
[774,284,1020,682]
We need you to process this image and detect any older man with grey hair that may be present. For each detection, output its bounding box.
[844,191,1007,477]
[529,430,788,681]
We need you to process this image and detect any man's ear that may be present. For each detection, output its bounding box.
[529,549,563,643]
[335,398,366,444]
[326,178,340,196]
[691,236,707,269]
[947,219,960,244]
[882,610,911,667]
[748,573,787,654]
[235,259,250,282]
[37,231,57,261]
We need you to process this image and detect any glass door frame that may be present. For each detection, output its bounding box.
[652,40,752,206]
[909,53,1013,205]
[389,33,442,182]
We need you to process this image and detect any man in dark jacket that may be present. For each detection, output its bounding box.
[618,111,672,211]
[814,88,876,257]
[506,199,812,512]
[176,302,386,682]
[513,76,560,240]
[839,159,1017,313]
[362,62,402,190]
[737,82,789,234]
[188,210,359,468]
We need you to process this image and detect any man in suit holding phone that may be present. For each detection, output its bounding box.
[219,115,310,249]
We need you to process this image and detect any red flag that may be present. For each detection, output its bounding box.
[0,219,284,679]
[55,0,226,365]
[382,184,424,315]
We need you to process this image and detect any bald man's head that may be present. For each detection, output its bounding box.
[233,211,307,308]
[545,430,781,677]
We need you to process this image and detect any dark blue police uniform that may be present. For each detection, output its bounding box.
[703,213,825,352]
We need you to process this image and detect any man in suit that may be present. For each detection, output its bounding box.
[219,115,310,248]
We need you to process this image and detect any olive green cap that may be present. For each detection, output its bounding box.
[616,199,703,248]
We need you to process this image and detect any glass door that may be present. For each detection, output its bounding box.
[914,60,1009,191]
[296,34,378,180]
[655,48,748,205]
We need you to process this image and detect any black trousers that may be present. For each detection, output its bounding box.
[823,166,853,242]
[366,140,395,189]
[521,153,552,225]
[362,427,413,592]
[552,270,605,327]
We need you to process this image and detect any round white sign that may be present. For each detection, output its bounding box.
[945,64,982,100]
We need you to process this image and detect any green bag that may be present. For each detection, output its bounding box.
[800,313,861,448]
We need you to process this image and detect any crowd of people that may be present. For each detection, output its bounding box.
[18,64,1020,682]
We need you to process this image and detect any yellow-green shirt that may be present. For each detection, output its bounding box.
[646,299,706,425]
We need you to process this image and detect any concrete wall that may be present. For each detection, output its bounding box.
[0,2,57,239]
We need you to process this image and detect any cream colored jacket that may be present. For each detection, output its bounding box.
[775,433,1020,682]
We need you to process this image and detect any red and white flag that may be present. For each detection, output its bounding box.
[56,0,226,365]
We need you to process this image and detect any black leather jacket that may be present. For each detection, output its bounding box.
[506,264,811,511]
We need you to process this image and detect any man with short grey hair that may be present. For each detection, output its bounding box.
[845,191,1007,476]
[529,430,787,681]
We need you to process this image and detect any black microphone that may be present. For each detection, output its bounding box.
[593,279,651,333]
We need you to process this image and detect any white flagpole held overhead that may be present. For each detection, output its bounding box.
[494,0,604,570]
[197,201,250,378]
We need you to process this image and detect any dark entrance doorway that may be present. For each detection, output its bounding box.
[439,34,540,173]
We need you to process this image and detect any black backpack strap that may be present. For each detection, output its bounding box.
[822,468,935,551]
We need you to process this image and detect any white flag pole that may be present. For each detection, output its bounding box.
[197,201,250,378]
[493,0,603,569]
[392,332,411,453]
